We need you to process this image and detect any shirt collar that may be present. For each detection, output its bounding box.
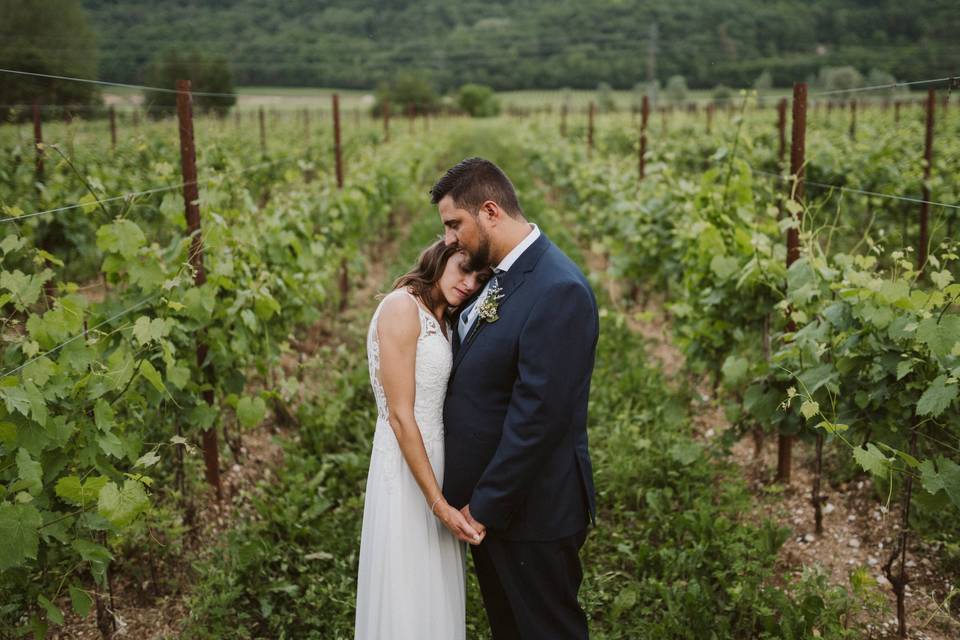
[494,223,540,273]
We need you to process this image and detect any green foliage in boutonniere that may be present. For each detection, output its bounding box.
[476,282,505,324]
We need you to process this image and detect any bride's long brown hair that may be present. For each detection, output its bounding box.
[391,240,479,316]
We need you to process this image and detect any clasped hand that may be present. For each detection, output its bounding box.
[434,500,487,545]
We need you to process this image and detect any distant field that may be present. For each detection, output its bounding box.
[99,84,814,114]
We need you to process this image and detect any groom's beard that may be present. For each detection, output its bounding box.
[465,227,493,272]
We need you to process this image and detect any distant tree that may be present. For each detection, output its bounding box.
[866,69,902,96]
[817,66,865,93]
[596,82,616,112]
[753,70,773,92]
[142,51,236,118]
[634,80,660,109]
[712,84,733,105]
[666,75,688,103]
[0,0,101,113]
[373,72,439,117]
[457,84,500,117]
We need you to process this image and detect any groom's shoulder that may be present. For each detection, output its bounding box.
[532,243,596,306]
[539,241,591,287]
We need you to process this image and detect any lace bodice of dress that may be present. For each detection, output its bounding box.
[367,291,452,445]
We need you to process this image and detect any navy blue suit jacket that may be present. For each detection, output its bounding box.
[443,232,598,541]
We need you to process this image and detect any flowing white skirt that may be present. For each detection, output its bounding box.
[354,419,466,640]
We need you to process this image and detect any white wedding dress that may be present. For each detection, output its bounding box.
[354,290,467,640]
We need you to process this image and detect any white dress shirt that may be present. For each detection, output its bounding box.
[458,223,540,342]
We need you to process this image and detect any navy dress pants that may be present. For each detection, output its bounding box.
[470,528,589,640]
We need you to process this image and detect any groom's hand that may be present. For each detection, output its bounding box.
[461,505,486,538]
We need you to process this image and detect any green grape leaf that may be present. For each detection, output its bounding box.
[97,432,125,459]
[138,360,166,393]
[930,270,954,290]
[132,316,170,346]
[916,375,958,417]
[37,594,64,625]
[853,443,890,479]
[16,448,42,495]
[96,219,146,259]
[800,400,820,419]
[668,441,702,466]
[134,451,161,469]
[721,355,749,387]
[254,292,281,320]
[0,503,43,569]
[877,280,910,304]
[919,457,960,509]
[94,398,114,431]
[917,316,960,358]
[709,255,739,281]
[166,363,191,390]
[0,421,17,445]
[21,356,55,387]
[181,286,216,321]
[55,475,108,508]
[97,479,149,528]
[69,585,93,618]
[237,395,267,429]
[78,193,100,215]
[896,359,915,381]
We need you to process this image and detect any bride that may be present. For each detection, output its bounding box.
[355,240,492,639]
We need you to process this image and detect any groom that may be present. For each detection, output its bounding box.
[433,157,599,640]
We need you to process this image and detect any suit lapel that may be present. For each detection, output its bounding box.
[450,234,551,375]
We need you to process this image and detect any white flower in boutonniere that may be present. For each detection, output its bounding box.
[476,282,505,324]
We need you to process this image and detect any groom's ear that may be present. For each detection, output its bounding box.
[478,200,504,226]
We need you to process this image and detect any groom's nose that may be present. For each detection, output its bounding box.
[444,228,457,246]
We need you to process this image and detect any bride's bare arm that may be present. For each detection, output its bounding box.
[377,292,484,545]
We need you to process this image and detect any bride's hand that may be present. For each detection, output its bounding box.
[434,500,486,545]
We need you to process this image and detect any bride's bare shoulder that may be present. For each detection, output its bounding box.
[376,289,420,340]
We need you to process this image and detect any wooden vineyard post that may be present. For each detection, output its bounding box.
[258,106,267,157]
[918,88,935,274]
[175,79,221,502]
[234,109,241,131]
[383,98,390,143]
[560,103,567,138]
[408,104,415,135]
[777,98,787,169]
[895,100,901,123]
[779,81,807,485]
[31,99,45,185]
[638,95,649,182]
[109,106,117,149]
[706,103,713,134]
[587,101,595,158]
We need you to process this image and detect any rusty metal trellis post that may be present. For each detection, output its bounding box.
[32,99,43,183]
[779,81,807,484]
[918,89,935,274]
[175,79,222,502]
[109,106,117,149]
[587,101,595,158]
[639,95,649,182]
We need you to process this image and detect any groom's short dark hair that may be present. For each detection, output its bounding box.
[429,157,524,219]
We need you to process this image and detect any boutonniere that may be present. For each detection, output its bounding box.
[476,282,505,324]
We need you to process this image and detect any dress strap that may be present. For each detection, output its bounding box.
[401,289,446,340]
